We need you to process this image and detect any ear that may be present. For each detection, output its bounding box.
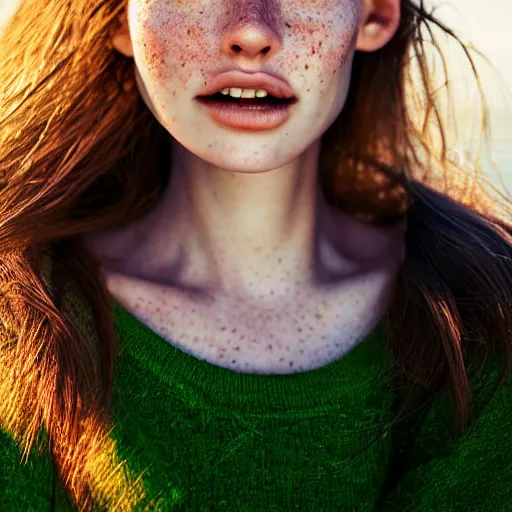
[356,0,401,52]
[111,10,134,57]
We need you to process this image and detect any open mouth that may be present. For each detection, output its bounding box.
[196,92,298,107]
[194,90,298,130]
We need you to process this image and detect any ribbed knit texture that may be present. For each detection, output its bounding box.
[1,299,511,511]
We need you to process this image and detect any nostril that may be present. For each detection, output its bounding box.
[230,45,272,55]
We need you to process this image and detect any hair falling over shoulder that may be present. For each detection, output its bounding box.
[0,0,510,510]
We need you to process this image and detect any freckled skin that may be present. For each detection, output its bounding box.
[138,0,356,83]
[94,202,405,373]
[129,0,360,170]
[84,0,407,374]
[103,243,398,374]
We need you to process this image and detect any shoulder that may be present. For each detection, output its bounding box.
[383,357,512,511]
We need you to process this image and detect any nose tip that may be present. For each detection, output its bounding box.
[221,26,281,59]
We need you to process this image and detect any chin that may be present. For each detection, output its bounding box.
[196,145,311,174]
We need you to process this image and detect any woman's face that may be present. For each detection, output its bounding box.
[127,0,362,172]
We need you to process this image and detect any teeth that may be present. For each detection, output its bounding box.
[220,88,269,99]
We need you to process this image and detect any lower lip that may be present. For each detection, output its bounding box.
[194,97,297,131]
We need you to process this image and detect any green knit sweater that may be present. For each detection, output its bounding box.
[1,300,511,511]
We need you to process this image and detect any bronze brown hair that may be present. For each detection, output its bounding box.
[0,0,510,510]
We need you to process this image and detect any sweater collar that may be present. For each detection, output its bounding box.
[113,299,394,413]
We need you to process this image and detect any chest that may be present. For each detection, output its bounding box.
[103,265,396,374]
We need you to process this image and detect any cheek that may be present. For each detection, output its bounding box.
[288,23,357,78]
[132,0,360,89]
[132,3,211,87]
[284,0,360,76]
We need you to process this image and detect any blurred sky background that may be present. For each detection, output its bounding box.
[1,0,510,195]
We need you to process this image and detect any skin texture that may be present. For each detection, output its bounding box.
[129,0,360,164]
[85,0,405,374]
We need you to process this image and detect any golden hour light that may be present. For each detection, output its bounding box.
[0,1,510,511]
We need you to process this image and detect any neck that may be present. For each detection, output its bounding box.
[134,138,335,297]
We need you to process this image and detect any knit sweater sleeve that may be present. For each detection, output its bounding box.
[0,428,80,511]
[382,360,512,511]
[0,428,55,511]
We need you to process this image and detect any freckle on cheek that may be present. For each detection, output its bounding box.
[136,0,359,93]
[137,5,212,89]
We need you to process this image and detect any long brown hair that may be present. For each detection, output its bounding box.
[0,0,510,510]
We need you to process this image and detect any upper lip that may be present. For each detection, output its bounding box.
[196,71,296,99]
